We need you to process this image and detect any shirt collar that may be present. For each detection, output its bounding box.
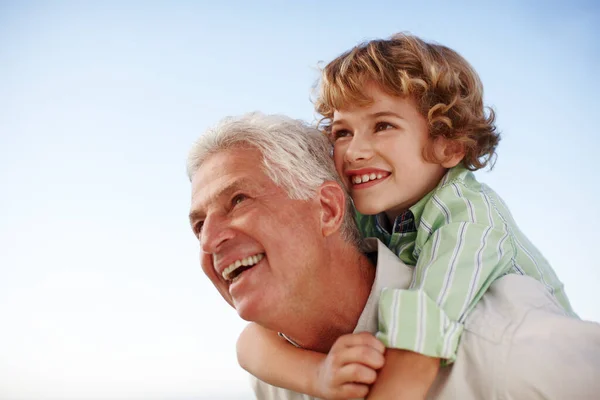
[375,209,417,235]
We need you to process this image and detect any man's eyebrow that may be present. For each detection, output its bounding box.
[188,209,204,225]
[188,177,258,224]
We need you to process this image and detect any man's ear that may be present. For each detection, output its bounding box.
[434,137,465,168]
[317,181,346,237]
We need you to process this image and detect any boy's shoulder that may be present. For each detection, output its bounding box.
[437,166,483,193]
[423,166,488,206]
[417,166,499,224]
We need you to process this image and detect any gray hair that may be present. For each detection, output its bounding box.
[186,112,362,247]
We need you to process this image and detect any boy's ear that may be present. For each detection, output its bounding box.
[317,181,346,237]
[434,137,465,168]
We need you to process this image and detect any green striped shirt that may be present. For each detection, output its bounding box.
[355,166,575,362]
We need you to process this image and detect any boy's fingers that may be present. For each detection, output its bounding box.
[336,332,385,353]
[338,345,385,369]
[338,362,378,385]
[339,383,370,399]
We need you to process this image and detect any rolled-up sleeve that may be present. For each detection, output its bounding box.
[376,182,515,362]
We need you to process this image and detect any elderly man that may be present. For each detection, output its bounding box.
[187,112,600,399]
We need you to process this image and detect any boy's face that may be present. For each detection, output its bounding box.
[331,84,448,220]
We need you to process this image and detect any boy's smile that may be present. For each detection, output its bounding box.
[346,168,390,188]
[331,84,452,221]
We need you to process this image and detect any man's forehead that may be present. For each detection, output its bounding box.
[192,147,262,188]
[191,170,263,205]
[189,150,272,214]
[189,175,258,223]
[202,175,262,198]
[197,146,260,173]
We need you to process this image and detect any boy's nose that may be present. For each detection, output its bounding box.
[344,134,374,163]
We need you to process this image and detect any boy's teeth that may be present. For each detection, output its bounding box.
[352,173,386,185]
[222,253,265,281]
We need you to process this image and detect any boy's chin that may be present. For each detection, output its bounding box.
[354,203,385,216]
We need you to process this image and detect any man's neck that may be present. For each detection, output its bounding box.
[270,244,376,353]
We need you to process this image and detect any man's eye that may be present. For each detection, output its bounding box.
[194,221,204,235]
[375,122,395,132]
[232,194,247,206]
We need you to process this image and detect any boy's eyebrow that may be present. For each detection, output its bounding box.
[370,111,405,119]
[330,119,345,129]
[331,111,405,127]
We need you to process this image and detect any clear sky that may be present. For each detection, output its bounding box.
[0,1,598,399]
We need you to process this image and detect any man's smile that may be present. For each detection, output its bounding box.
[221,252,265,281]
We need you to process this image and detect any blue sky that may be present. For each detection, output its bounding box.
[0,1,598,399]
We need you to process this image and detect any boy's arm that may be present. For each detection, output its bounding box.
[368,186,515,397]
[237,323,324,396]
[377,221,512,362]
[237,323,385,399]
[366,348,439,400]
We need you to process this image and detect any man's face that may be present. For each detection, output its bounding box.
[189,146,323,323]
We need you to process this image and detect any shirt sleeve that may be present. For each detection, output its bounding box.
[376,180,515,362]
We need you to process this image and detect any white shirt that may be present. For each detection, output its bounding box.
[250,239,600,399]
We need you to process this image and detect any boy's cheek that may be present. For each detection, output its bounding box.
[332,151,347,181]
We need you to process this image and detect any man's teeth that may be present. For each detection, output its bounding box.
[222,253,264,281]
[352,172,384,184]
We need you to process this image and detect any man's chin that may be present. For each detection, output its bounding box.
[213,284,235,309]
[234,298,265,323]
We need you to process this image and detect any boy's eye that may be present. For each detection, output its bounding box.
[232,193,247,206]
[331,129,352,141]
[375,122,395,132]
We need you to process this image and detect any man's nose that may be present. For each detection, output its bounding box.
[344,132,374,163]
[200,213,235,254]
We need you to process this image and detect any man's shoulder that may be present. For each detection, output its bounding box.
[363,238,408,264]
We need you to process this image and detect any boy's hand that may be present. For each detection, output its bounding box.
[313,332,385,400]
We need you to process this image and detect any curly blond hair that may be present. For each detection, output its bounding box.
[315,33,500,170]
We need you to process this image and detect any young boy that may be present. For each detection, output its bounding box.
[237,33,575,399]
